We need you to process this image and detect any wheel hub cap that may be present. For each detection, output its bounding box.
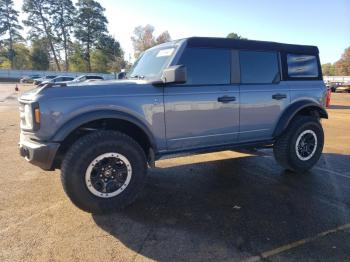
[85,153,132,198]
[295,130,318,161]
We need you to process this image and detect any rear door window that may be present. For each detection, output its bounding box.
[287,54,319,78]
[239,51,280,84]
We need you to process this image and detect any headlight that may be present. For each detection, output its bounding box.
[20,103,40,130]
[24,104,34,129]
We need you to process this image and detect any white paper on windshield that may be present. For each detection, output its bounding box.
[156,48,174,57]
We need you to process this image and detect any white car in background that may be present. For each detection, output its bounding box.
[38,76,75,87]
[68,75,104,84]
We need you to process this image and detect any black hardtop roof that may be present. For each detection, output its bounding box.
[184,37,319,54]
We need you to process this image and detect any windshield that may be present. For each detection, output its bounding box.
[127,45,176,80]
[50,77,61,82]
[73,76,85,82]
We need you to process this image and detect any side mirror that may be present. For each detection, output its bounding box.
[161,65,187,84]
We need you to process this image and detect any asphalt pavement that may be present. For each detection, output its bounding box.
[0,84,349,261]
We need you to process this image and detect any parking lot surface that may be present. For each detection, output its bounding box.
[0,84,349,261]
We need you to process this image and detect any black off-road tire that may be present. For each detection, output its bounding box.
[61,130,147,213]
[273,116,324,173]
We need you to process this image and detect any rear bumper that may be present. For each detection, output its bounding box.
[19,134,60,170]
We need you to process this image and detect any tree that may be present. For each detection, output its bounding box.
[49,0,76,71]
[96,34,125,72]
[131,24,155,58]
[12,43,31,69]
[69,41,86,72]
[90,35,126,73]
[131,24,172,58]
[74,0,108,72]
[0,0,23,69]
[156,30,171,44]
[97,34,122,58]
[334,47,350,76]
[91,49,108,72]
[227,32,247,40]
[30,39,49,70]
[22,0,61,70]
[321,63,335,76]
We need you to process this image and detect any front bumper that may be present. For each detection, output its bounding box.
[19,134,60,170]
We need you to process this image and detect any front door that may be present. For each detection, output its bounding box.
[164,47,239,150]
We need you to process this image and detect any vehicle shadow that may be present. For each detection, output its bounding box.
[329,105,350,110]
[92,153,350,261]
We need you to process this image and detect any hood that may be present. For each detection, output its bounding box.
[19,79,153,102]
[19,86,46,101]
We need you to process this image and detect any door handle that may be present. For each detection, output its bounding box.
[218,96,236,103]
[272,93,287,100]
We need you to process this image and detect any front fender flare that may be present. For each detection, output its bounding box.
[51,110,157,150]
[273,100,328,138]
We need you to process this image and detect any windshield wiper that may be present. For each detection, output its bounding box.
[129,75,145,80]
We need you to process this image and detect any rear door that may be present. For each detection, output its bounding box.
[238,50,290,142]
[164,47,239,150]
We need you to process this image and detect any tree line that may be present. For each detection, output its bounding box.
[322,47,350,76]
[0,0,171,73]
[1,0,348,75]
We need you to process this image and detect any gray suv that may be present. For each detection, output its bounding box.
[19,37,328,213]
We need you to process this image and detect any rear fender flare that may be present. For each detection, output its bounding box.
[273,100,328,138]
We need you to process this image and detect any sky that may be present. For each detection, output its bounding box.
[13,0,350,64]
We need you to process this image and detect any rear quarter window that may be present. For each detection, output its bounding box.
[287,54,319,78]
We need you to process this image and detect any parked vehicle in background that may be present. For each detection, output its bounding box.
[326,83,336,92]
[53,75,105,86]
[335,83,350,93]
[85,79,103,83]
[38,76,75,87]
[117,71,126,80]
[20,75,41,83]
[70,75,104,83]
[33,75,56,85]
[326,82,343,92]
[18,37,328,214]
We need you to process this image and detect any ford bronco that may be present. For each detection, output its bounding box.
[19,37,328,213]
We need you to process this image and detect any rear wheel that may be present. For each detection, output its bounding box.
[273,116,324,173]
[61,130,147,213]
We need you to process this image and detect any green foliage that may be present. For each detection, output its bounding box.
[131,24,171,58]
[321,63,335,76]
[226,32,247,40]
[97,35,122,58]
[322,47,350,76]
[30,39,49,70]
[22,0,61,70]
[68,41,87,72]
[0,41,31,69]
[2,0,174,73]
[75,0,108,71]
[0,58,11,69]
[95,34,126,72]
[91,49,108,72]
[12,43,31,69]
[49,0,76,71]
[0,0,23,69]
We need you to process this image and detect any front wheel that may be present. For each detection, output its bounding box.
[61,130,147,213]
[273,116,324,173]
